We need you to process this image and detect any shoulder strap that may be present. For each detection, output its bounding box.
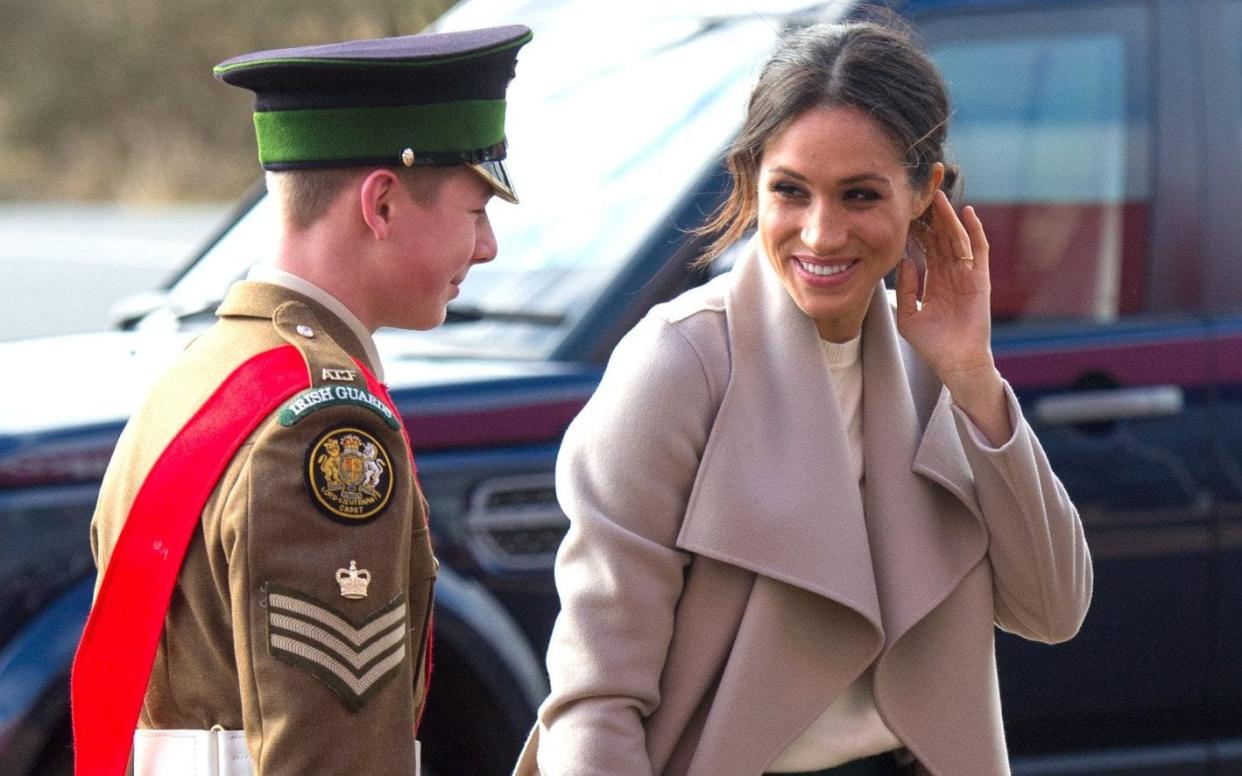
[71,345,309,775]
[271,300,368,389]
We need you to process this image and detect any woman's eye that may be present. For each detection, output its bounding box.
[844,188,881,202]
[771,181,806,198]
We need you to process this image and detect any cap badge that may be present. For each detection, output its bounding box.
[335,560,371,599]
[401,148,415,167]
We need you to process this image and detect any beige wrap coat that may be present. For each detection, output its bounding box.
[516,242,1092,776]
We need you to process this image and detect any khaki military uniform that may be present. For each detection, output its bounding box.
[91,280,436,774]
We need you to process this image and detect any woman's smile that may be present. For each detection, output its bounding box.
[791,256,860,284]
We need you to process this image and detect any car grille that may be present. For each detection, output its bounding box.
[464,474,568,571]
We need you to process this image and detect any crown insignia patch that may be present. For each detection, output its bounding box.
[306,427,394,523]
[336,560,371,599]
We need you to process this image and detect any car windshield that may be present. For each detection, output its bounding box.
[157,0,823,359]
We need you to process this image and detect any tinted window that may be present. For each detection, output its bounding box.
[158,5,787,359]
[1229,2,1242,154]
[921,4,1151,323]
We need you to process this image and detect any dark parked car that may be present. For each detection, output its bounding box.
[4,0,1242,773]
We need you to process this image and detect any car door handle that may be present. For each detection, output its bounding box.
[1034,385,1185,426]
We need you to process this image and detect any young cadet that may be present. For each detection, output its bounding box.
[72,25,532,776]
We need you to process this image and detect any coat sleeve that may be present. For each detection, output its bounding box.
[534,314,721,776]
[219,403,426,776]
[952,382,1093,643]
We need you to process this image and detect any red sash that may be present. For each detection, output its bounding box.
[72,345,421,775]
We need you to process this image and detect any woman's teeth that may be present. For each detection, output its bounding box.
[797,259,851,276]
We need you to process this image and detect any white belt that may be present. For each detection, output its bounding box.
[132,729,421,775]
[132,728,252,776]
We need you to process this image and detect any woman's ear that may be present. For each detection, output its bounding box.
[914,161,946,221]
[359,169,400,239]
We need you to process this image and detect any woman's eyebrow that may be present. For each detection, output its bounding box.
[768,166,892,187]
[767,165,809,181]
[839,173,891,186]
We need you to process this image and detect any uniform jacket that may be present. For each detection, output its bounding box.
[516,241,1092,776]
[91,281,436,774]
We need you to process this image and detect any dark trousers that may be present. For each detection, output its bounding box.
[764,749,916,776]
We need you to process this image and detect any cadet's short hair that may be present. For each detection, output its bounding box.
[267,167,447,231]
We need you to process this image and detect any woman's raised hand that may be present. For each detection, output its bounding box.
[896,190,1012,444]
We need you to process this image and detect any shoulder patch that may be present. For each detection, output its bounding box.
[265,584,408,712]
[305,427,395,524]
[280,384,400,429]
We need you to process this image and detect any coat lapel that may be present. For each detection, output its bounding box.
[858,286,988,647]
[676,242,883,632]
[666,241,992,773]
[674,239,988,645]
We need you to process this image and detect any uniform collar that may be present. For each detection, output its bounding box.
[246,265,384,381]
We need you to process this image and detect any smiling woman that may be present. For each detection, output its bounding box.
[520,19,1091,776]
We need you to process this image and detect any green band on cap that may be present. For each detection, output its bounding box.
[254,99,506,166]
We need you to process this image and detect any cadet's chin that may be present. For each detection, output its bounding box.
[412,308,447,331]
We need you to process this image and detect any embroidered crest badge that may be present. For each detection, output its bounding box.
[306,427,394,523]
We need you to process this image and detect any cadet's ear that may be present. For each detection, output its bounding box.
[359,169,401,239]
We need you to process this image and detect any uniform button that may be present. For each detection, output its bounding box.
[296,325,315,338]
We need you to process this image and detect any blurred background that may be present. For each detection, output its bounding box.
[0,0,455,340]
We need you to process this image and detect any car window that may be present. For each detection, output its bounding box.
[161,192,280,319]
[406,11,772,357]
[918,3,1151,324]
[158,2,787,358]
[1229,1,1242,154]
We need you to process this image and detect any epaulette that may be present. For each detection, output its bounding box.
[272,301,363,388]
[272,301,399,430]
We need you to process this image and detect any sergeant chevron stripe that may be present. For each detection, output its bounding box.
[266,585,408,711]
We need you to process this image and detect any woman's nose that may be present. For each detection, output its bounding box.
[800,202,847,254]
